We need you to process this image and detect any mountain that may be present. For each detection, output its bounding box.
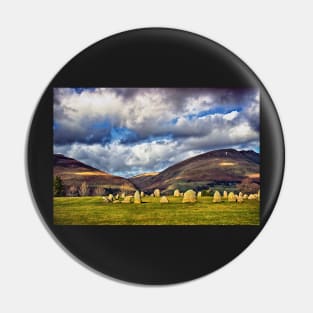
[129,149,260,192]
[129,172,159,189]
[53,154,135,191]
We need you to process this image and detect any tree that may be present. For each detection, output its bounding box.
[67,185,78,197]
[54,176,65,197]
[79,181,89,196]
[201,189,211,196]
[94,186,104,196]
[236,178,259,194]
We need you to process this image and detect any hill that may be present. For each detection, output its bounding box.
[129,172,159,190]
[129,149,259,192]
[53,154,135,192]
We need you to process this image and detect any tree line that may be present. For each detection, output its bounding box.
[53,176,104,197]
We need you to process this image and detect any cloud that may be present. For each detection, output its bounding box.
[54,140,184,177]
[54,88,259,176]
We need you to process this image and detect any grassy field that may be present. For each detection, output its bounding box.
[54,196,259,225]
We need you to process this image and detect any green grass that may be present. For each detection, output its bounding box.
[54,196,260,225]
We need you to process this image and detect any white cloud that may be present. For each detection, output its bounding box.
[54,140,188,177]
[223,110,239,121]
[54,88,221,143]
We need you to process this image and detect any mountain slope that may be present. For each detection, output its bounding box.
[130,149,259,192]
[53,154,135,191]
[128,172,159,190]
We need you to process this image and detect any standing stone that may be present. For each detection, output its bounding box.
[237,194,244,203]
[121,192,125,198]
[228,192,236,202]
[248,194,255,200]
[213,191,222,203]
[122,196,133,203]
[174,189,180,197]
[154,189,160,197]
[197,191,202,198]
[150,193,154,197]
[223,190,228,199]
[180,193,184,197]
[160,196,169,203]
[102,196,109,203]
[108,194,114,201]
[239,192,243,197]
[115,194,119,200]
[182,189,197,203]
[243,194,248,199]
[140,191,145,198]
[134,190,141,204]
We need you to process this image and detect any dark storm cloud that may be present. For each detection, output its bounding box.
[108,88,141,99]
[108,87,257,109]
[160,88,257,108]
[54,124,112,145]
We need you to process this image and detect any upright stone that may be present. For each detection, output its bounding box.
[150,193,154,197]
[154,189,160,197]
[223,190,228,199]
[243,194,248,199]
[174,189,180,197]
[228,192,236,202]
[160,196,169,203]
[140,191,145,198]
[213,190,222,203]
[108,194,114,201]
[239,192,243,197]
[134,190,141,204]
[122,196,133,203]
[197,191,202,198]
[237,194,244,203]
[115,194,119,200]
[121,192,125,198]
[248,194,255,200]
[102,196,109,203]
[182,189,197,203]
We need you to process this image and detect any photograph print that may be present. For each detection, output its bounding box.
[53,88,260,225]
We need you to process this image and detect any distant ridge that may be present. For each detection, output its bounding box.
[130,149,259,192]
[53,154,136,191]
[131,172,159,178]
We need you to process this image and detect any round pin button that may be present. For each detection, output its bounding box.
[27,28,284,284]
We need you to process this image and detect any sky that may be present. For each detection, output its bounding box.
[54,88,260,177]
